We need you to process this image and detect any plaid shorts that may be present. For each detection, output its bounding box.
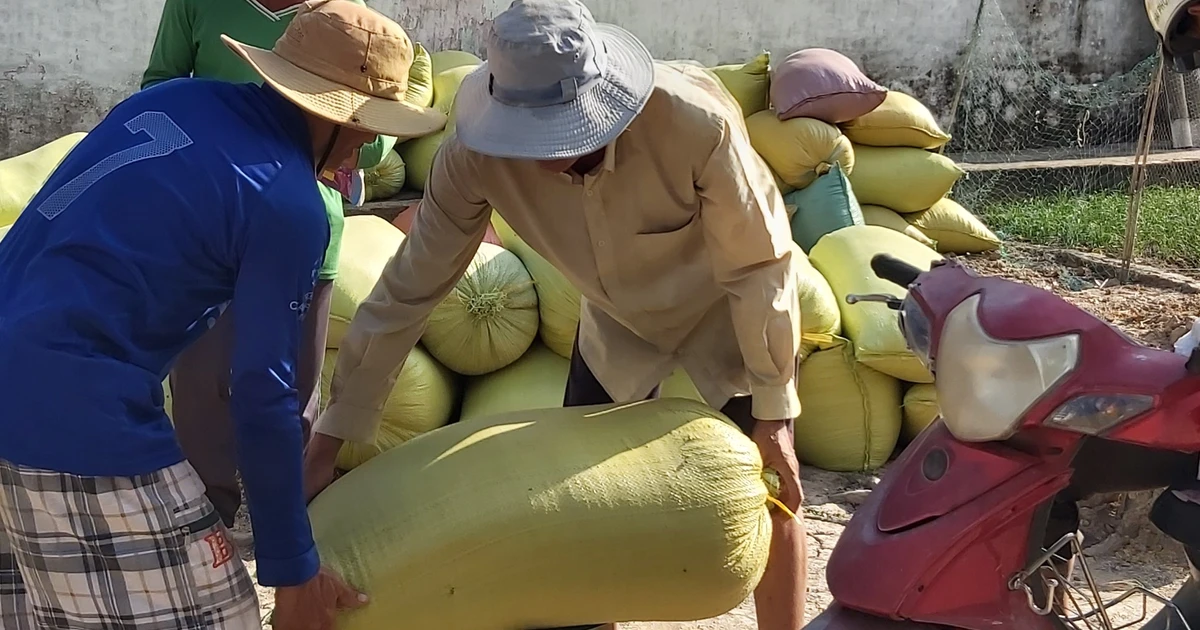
[0,459,261,629]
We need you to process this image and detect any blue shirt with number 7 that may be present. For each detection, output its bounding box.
[0,78,328,588]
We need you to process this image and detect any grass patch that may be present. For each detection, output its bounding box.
[981,185,1200,266]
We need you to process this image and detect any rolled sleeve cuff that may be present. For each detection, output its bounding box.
[313,401,380,444]
[750,381,801,421]
[256,544,320,588]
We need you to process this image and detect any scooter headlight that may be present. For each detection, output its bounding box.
[1044,393,1155,435]
[937,294,1081,442]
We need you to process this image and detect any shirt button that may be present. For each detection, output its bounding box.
[598,240,606,247]
[586,190,594,196]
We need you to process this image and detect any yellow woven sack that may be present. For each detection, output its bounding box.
[422,241,539,375]
[708,52,771,118]
[662,368,706,402]
[460,343,568,423]
[308,398,774,630]
[904,198,1001,254]
[848,145,964,213]
[362,150,406,202]
[809,225,942,383]
[328,216,404,349]
[774,170,796,197]
[860,204,937,249]
[792,244,843,355]
[404,43,435,109]
[795,338,902,471]
[902,383,940,440]
[0,132,87,227]
[461,343,707,424]
[842,91,952,150]
[430,50,483,75]
[320,345,457,470]
[747,111,854,190]
[399,63,478,190]
[162,379,173,421]
[492,213,582,359]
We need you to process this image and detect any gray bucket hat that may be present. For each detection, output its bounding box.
[454,0,655,160]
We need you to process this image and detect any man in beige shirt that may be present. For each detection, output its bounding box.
[303,0,807,627]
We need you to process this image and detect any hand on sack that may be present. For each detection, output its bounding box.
[751,419,803,513]
[273,566,368,630]
[303,433,344,503]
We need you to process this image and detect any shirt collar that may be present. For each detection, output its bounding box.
[601,134,619,173]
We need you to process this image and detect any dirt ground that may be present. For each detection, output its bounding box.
[235,244,1200,628]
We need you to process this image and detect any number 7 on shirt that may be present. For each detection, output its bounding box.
[36,111,194,221]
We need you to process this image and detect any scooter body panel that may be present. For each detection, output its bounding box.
[828,423,1071,628]
[820,257,1200,628]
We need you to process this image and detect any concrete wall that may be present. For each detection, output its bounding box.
[0,0,1157,158]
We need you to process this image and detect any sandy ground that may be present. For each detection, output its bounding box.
[234,245,1200,628]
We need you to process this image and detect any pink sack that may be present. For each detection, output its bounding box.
[771,49,887,124]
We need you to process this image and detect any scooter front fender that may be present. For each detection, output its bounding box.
[808,605,951,629]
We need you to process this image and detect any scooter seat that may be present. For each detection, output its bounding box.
[1150,487,1200,550]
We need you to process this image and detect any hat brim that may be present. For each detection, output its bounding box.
[221,35,448,140]
[452,23,655,160]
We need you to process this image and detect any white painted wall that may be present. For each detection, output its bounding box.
[0,0,1156,158]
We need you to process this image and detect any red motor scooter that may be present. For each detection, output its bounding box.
[810,254,1200,630]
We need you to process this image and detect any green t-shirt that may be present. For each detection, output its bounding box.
[141,0,397,279]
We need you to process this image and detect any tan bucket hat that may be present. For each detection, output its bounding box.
[222,0,446,139]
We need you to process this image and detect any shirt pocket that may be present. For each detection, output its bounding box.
[628,218,711,313]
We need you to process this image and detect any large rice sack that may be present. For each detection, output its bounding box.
[662,368,706,402]
[430,50,483,74]
[162,379,173,421]
[860,204,937,249]
[791,243,843,354]
[422,241,539,375]
[404,43,435,108]
[809,225,942,383]
[460,344,706,424]
[771,49,886,124]
[708,52,771,118]
[842,91,951,150]
[795,338,902,471]
[785,163,863,253]
[460,343,568,423]
[308,398,774,630]
[904,198,1001,253]
[746,111,854,190]
[902,383,940,441]
[362,150,405,201]
[492,213,581,359]
[328,216,404,349]
[848,146,964,213]
[399,63,478,190]
[0,132,88,226]
[320,345,457,470]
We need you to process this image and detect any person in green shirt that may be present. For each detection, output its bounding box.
[141,0,398,528]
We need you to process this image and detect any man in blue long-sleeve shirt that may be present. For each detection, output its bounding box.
[0,2,444,628]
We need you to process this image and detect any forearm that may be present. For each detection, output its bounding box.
[232,387,320,587]
[725,261,802,422]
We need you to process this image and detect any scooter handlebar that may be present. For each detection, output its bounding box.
[870,254,924,288]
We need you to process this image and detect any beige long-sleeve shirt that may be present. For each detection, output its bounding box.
[315,63,802,444]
